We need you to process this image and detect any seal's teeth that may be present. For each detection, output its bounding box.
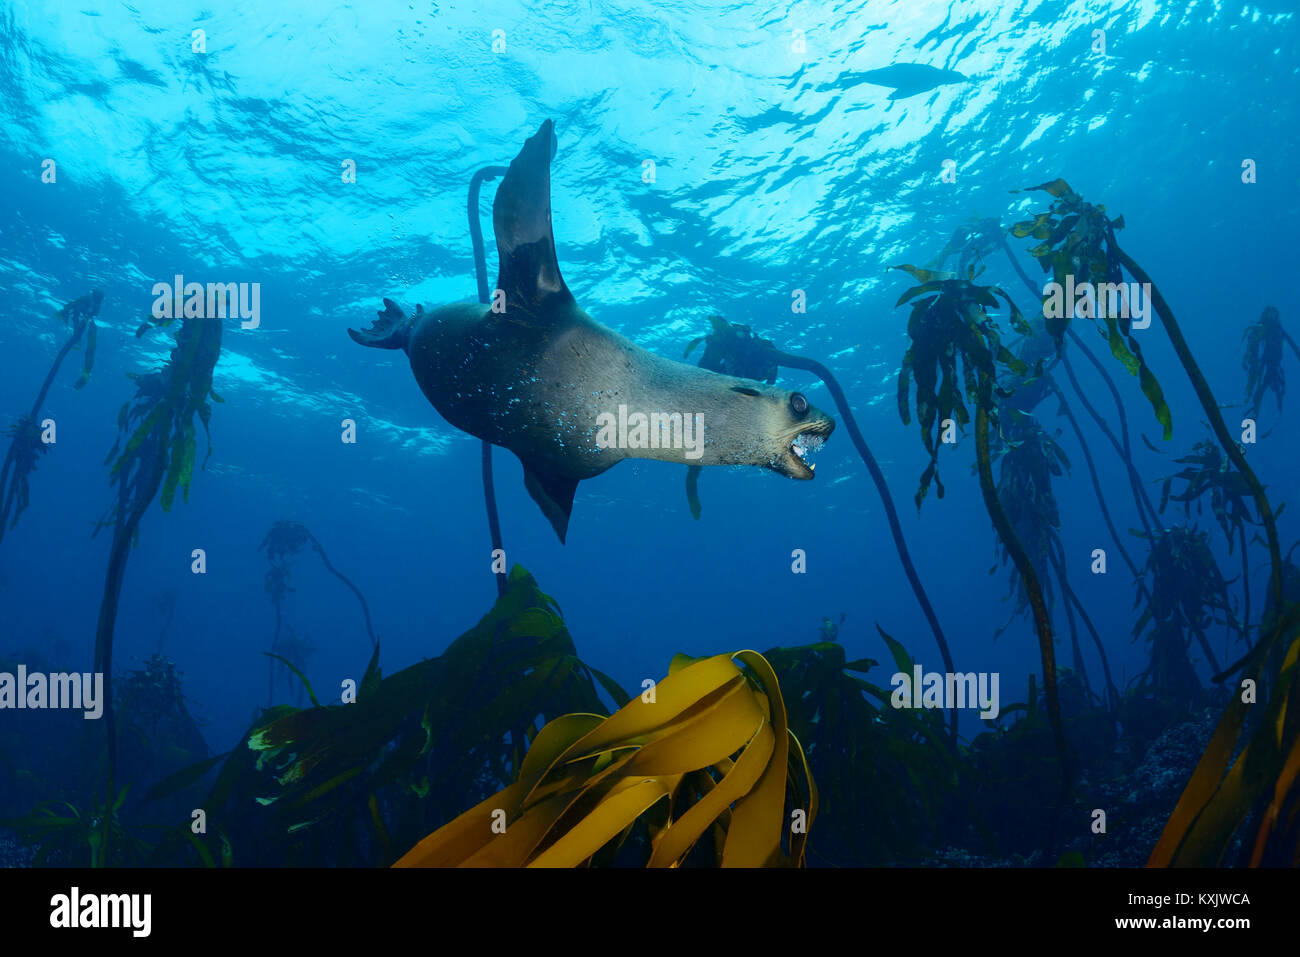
[791,430,824,467]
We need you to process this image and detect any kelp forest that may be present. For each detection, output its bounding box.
[2,177,1298,870]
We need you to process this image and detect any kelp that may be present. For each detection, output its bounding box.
[1160,439,1258,644]
[968,669,1115,858]
[996,217,1161,538]
[150,566,628,867]
[116,654,187,741]
[270,625,317,707]
[684,314,957,737]
[1131,527,1237,704]
[395,648,815,868]
[1009,179,1173,440]
[998,311,1150,615]
[1054,342,1160,537]
[1018,178,1284,619]
[990,412,1118,709]
[1242,306,1298,418]
[89,313,222,863]
[0,290,103,542]
[893,264,1032,507]
[1042,375,1148,600]
[1160,441,1255,546]
[1016,178,1290,690]
[893,266,1071,800]
[2,786,147,867]
[102,316,223,514]
[147,570,987,868]
[992,412,1068,626]
[764,636,977,864]
[1151,601,1300,866]
[259,520,377,651]
[468,165,511,597]
[0,416,47,540]
[1149,547,1300,865]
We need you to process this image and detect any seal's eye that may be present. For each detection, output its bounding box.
[790,392,809,416]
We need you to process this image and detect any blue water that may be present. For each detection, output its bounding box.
[1,0,1297,757]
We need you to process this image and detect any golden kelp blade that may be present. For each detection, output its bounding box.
[721,650,790,867]
[393,714,601,868]
[1150,607,1300,866]
[392,651,815,868]
[528,778,674,867]
[648,723,774,867]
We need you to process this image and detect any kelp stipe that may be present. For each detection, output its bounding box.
[1007,187,1166,534]
[468,165,511,597]
[684,315,958,739]
[258,520,376,711]
[963,226,1161,573]
[991,412,1118,713]
[1012,178,1284,614]
[259,520,377,654]
[90,313,222,863]
[1022,181,1300,865]
[0,290,103,542]
[394,649,815,867]
[992,300,1153,646]
[994,221,1158,513]
[891,265,1072,806]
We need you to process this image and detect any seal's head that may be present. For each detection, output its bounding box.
[726,383,835,479]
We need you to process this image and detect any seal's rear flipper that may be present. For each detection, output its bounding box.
[349,298,413,350]
[493,119,574,318]
[522,460,578,544]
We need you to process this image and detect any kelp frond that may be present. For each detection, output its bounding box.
[893,265,1030,508]
[153,566,627,867]
[101,314,223,524]
[394,649,815,868]
[1009,180,1172,439]
[1159,439,1256,547]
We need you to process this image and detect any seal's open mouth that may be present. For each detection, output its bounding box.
[792,431,826,470]
[786,419,834,478]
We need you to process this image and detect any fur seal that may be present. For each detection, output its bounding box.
[859,64,968,100]
[349,120,834,542]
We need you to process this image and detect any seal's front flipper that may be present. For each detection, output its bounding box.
[521,459,579,544]
[492,119,574,318]
[349,298,414,350]
[887,85,926,100]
